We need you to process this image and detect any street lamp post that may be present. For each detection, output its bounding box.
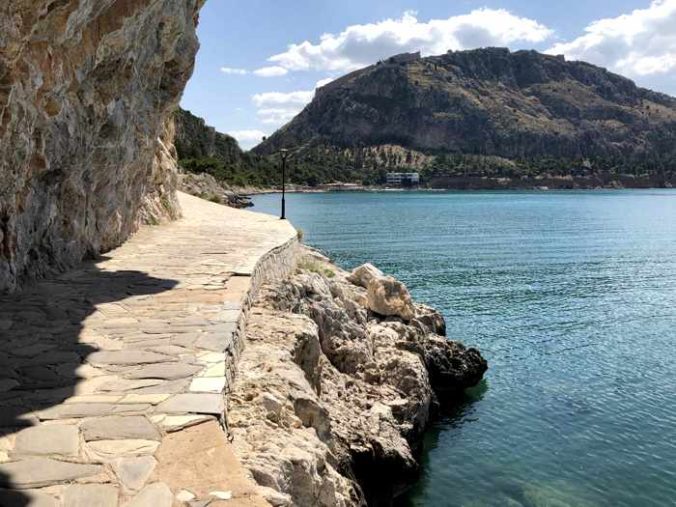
[280,148,289,220]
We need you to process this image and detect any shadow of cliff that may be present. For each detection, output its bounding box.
[0,260,177,506]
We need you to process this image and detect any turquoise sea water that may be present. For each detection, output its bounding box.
[251,190,676,507]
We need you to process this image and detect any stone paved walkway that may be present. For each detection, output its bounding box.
[0,192,297,506]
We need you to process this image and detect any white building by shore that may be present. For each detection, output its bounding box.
[386,172,420,186]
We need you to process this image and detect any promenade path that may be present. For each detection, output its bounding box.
[0,192,297,506]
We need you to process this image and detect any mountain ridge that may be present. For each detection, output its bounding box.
[173,108,280,187]
[253,48,676,185]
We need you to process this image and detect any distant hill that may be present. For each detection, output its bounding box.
[254,48,676,188]
[174,107,247,165]
[173,108,278,187]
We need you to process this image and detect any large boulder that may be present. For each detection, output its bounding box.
[347,263,383,289]
[412,304,447,336]
[366,276,415,321]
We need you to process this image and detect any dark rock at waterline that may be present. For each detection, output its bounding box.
[424,338,488,397]
[177,171,253,208]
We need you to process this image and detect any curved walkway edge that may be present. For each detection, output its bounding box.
[0,192,298,506]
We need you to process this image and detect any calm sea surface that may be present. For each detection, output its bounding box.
[251,190,676,507]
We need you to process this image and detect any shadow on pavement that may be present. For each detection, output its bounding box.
[0,261,177,506]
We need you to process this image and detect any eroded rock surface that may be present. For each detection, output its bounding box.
[0,0,204,292]
[178,171,252,208]
[229,251,487,506]
[366,275,415,321]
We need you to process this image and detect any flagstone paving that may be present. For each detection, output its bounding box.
[0,192,296,506]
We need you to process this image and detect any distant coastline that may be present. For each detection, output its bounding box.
[240,173,675,196]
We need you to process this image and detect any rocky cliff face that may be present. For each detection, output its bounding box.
[174,107,246,166]
[229,249,487,506]
[255,48,676,175]
[173,107,283,188]
[0,0,204,292]
[177,171,253,208]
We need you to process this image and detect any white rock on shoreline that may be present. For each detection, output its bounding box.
[366,275,416,321]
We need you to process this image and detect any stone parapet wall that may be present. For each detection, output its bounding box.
[225,236,299,402]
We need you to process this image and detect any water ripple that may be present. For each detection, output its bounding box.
[252,190,676,507]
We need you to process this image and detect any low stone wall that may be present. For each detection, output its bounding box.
[248,237,300,309]
[225,236,299,404]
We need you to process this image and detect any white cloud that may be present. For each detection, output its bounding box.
[253,65,289,77]
[228,129,268,149]
[256,108,299,125]
[251,84,332,126]
[266,9,552,73]
[246,8,552,129]
[252,90,315,108]
[547,0,676,79]
[220,66,248,75]
[315,77,335,88]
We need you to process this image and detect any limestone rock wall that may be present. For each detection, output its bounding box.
[0,0,204,292]
[229,249,487,505]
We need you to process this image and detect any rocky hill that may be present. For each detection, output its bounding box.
[173,108,279,188]
[174,108,246,166]
[254,48,676,187]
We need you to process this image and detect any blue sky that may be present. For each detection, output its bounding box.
[181,0,676,149]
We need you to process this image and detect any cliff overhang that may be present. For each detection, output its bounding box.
[0,0,205,292]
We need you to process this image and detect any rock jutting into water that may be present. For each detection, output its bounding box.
[228,247,487,506]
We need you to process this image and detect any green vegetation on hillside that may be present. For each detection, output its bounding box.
[174,109,389,187]
[177,156,278,187]
[176,142,675,189]
[173,108,277,187]
[248,48,676,187]
[175,48,676,192]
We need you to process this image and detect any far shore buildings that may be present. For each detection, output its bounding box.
[386,172,420,187]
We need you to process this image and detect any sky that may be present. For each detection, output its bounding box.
[180,0,676,149]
